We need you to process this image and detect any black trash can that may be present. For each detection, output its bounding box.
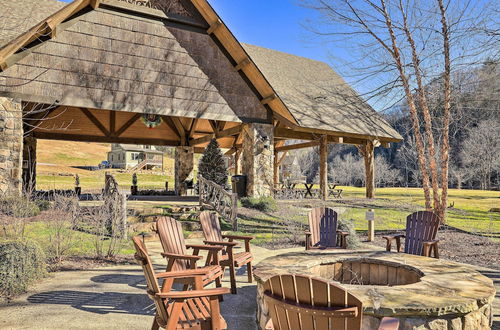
[231,175,247,198]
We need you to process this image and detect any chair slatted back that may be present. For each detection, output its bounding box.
[199,211,224,242]
[156,216,188,271]
[309,207,338,248]
[405,211,440,256]
[132,236,169,326]
[263,274,362,330]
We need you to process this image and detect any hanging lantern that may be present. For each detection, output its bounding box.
[141,114,162,129]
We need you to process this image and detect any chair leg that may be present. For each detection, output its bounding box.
[247,262,253,283]
[215,275,224,302]
[151,317,160,330]
[229,263,237,294]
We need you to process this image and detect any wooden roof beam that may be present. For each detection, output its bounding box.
[114,113,141,137]
[234,58,251,71]
[80,108,109,137]
[207,20,222,34]
[171,117,187,145]
[275,141,320,152]
[33,132,179,146]
[188,118,199,139]
[261,94,277,105]
[190,125,242,146]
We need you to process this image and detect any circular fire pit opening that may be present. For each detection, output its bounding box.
[310,258,424,286]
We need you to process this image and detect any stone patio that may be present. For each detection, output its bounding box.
[0,240,498,330]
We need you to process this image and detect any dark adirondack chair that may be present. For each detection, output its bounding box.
[155,216,224,287]
[132,236,230,330]
[305,207,349,250]
[263,274,399,330]
[199,211,253,294]
[383,211,440,258]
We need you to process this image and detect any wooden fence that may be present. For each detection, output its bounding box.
[198,175,238,230]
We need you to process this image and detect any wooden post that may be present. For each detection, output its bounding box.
[320,135,328,200]
[366,209,375,242]
[273,149,279,188]
[364,140,375,199]
[234,149,240,175]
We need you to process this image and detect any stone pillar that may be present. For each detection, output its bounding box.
[22,135,37,193]
[364,140,375,198]
[319,135,328,200]
[273,149,279,188]
[0,97,23,196]
[174,146,194,196]
[241,123,274,197]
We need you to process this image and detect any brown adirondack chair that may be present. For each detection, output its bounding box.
[155,216,224,287]
[383,211,440,258]
[263,274,400,330]
[199,211,253,294]
[132,236,230,330]
[305,207,349,250]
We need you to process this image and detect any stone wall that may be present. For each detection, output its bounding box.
[0,97,23,196]
[256,282,493,330]
[241,123,274,197]
[174,146,193,196]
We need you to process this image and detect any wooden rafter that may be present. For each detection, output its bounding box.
[188,118,199,138]
[33,131,179,146]
[171,117,186,145]
[114,113,141,137]
[275,141,320,152]
[207,19,222,34]
[109,111,116,135]
[261,94,277,105]
[190,125,242,146]
[209,120,219,134]
[0,0,97,71]
[80,108,109,136]
[234,58,251,71]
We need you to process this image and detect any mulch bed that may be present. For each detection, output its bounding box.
[360,227,500,270]
[47,255,135,272]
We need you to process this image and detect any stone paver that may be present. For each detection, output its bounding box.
[0,240,497,329]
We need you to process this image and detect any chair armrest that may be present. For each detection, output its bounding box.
[305,231,311,236]
[378,317,400,330]
[161,252,203,261]
[222,234,254,241]
[422,239,440,258]
[204,240,238,247]
[156,287,230,299]
[186,244,224,251]
[336,230,349,236]
[423,239,439,245]
[155,269,209,279]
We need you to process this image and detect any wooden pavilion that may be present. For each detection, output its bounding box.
[0,0,402,198]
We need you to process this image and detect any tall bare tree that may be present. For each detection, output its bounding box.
[301,0,498,221]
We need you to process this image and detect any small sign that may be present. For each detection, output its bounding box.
[366,211,375,221]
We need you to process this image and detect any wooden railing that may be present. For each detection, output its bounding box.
[198,175,238,230]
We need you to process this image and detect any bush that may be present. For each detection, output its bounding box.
[0,197,40,218]
[338,218,360,249]
[0,240,46,298]
[240,196,277,212]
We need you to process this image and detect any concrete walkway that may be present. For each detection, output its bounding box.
[0,240,498,329]
[0,240,300,330]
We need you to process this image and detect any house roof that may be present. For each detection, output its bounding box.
[0,0,402,144]
[242,44,402,141]
[112,144,163,153]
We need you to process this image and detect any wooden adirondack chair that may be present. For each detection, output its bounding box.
[199,211,254,294]
[305,207,349,250]
[132,236,230,330]
[383,211,440,258]
[263,274,400,330]
[155,216,224,287]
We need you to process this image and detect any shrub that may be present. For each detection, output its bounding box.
[0,240,46,298]
[240,196,277,212]
[0,197,40,218]
[338,218,360,249]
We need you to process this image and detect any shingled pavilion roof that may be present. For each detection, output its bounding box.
[0,0,402,146]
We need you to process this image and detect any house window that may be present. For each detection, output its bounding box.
[131,153,140,160]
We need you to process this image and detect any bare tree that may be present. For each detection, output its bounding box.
[460,120,500,190]
[301,0,498,221]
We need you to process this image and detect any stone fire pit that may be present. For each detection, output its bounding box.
[254,249,495,330]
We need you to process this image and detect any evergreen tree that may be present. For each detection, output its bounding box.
[199,139,228,186]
